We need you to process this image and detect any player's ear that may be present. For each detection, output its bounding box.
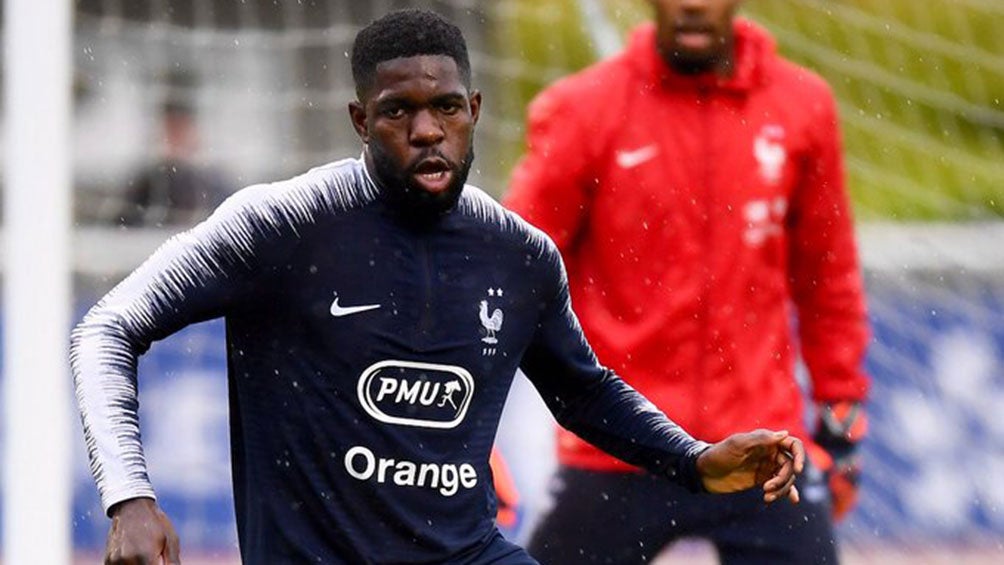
[469,90,482,126]
[349,100,369,143]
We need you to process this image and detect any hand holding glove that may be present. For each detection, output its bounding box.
[812,401,867,521]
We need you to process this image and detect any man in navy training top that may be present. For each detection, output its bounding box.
[71,9,804,565]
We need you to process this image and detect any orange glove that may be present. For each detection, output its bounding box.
[812,401,867,521]
[489,447,520,529]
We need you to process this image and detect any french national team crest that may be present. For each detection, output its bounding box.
[479,288,504,356]
[753,124,787,185]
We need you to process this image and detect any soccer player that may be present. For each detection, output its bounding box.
[117,89,230,227]
[504,0,870,563]
[71,9,805,565]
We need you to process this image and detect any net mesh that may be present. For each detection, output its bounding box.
[71,0,1004,224]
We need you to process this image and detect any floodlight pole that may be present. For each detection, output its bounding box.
[3,1,74,563]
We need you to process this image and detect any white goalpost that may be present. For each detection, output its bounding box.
[2,0,74,563]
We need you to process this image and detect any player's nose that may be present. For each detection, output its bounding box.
[409,109,444,146]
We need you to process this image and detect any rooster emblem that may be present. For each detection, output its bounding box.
[753,125,787,185]
[479,300,504,344]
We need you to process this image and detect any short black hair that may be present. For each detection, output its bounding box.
[351,9,471,99]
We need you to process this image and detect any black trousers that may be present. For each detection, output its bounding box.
[527,463,838,565]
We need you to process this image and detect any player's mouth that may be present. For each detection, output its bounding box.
[674,25,715,51]
[411,158,454,194]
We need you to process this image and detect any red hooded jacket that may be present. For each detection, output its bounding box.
[505,20,870,471]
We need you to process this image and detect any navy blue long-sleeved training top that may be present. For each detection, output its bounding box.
[70,157,710,564]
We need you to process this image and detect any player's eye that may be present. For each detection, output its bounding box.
[438,101,462,115]
[381,106,406,119]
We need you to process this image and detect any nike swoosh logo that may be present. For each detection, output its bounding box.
[330,297,381,317]
[615,145,659,169]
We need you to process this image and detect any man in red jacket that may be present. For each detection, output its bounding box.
[504,0,870,562]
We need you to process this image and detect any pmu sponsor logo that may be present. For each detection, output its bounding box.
[357,360,474,429]
[344,445,478,497]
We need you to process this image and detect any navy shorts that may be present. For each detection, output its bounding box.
[527,463,838,564]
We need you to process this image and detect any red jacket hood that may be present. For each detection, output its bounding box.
[626,18,776,93]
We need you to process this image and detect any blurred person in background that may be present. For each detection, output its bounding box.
[116,91,229,227]
[505,0,870,562]
[71,9,805,564]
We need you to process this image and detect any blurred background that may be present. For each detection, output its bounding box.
[1,0,1002,563]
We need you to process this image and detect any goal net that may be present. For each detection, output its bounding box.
[55,0,1004,561]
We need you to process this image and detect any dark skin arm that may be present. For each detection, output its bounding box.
[104,497,180,565]
[697,429,805,504]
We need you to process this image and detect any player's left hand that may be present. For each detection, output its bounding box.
[696,429,805,504]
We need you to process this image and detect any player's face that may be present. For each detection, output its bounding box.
[350,55,480,217]
[649,0,742,74]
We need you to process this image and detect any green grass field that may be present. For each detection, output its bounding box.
[493,0,1003,220]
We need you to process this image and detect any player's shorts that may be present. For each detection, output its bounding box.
[527,461,837,564]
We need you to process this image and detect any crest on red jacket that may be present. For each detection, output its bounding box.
[754,124,787,185]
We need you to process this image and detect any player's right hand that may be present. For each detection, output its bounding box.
[105,497,181,565]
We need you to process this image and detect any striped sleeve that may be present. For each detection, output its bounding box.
[69,159,375,513]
